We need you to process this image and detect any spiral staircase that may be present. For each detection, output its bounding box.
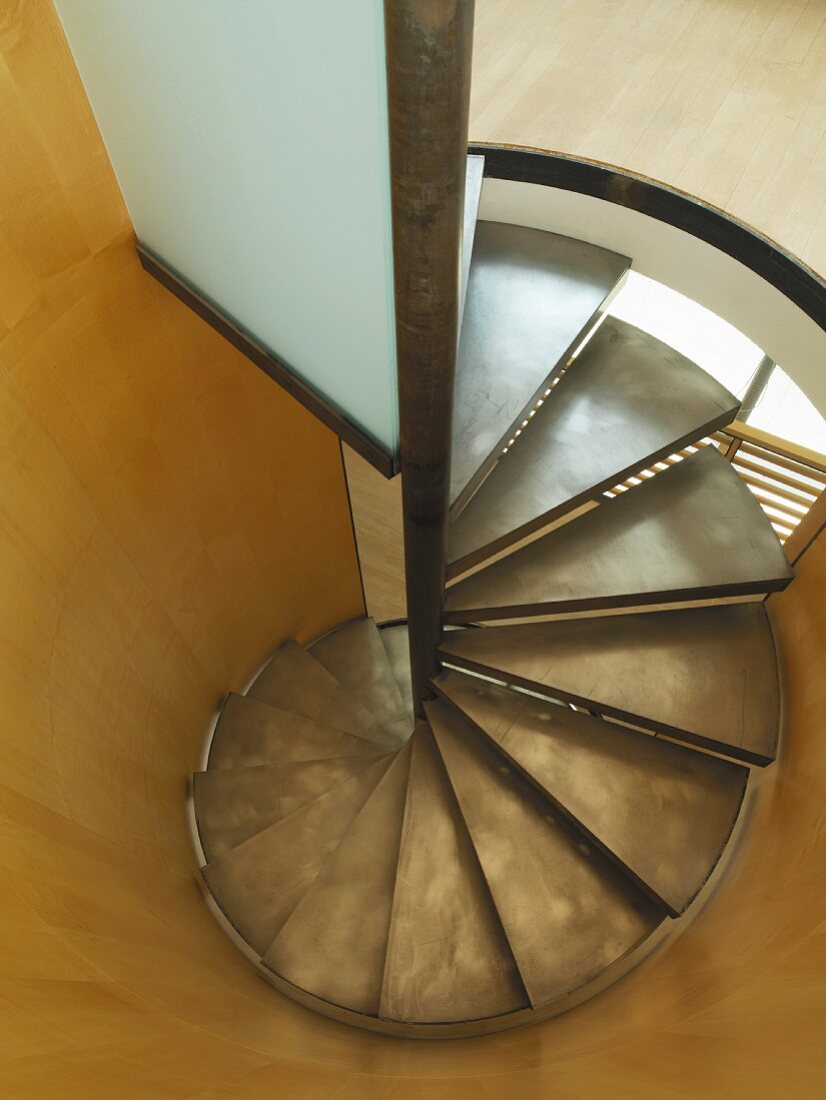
[191,192,794,1035]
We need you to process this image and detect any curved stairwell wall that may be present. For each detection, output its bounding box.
[0,4,364,1093]
[2,3,825,1096]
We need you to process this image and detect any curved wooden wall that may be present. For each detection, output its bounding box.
[0,4,365,1093]
[1,3,824,1096]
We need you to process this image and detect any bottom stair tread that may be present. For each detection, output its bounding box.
[427,699,663,1008]
[264,742,413,1015]
[380,725,528,1024]
[202,755,392,954]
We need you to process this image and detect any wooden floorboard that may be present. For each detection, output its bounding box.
[471,0,826,274]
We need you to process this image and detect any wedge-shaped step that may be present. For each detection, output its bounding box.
[379,624,414,725]
[202,755,391,953]
[448,318,740,577]
[434,671,748,914]
[445,447,792,621]
[264,743,412,1015]
[310,618,409,743]
[380,726,528,1024]
[248,640,394,750]
[450,222,630,514]
[377,624,467,719]
[208,694,380,771]
[439,604,780,765]
[427,700,661,1007]
[193,755,383,862]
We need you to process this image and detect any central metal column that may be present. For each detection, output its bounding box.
[385,0,474,716]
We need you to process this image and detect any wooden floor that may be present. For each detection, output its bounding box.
[349,0,826,624]
[473,0,826,276]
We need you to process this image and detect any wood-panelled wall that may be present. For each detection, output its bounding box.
[1,2,824,1096]
[0,2,366,1094]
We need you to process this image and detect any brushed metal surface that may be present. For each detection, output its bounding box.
[202,755,392,954]
[194,755,383,862]
[208,693,380,771]
[427,699,661,1007]
[439,604,780,765]
[310,618,410,743]
[380,725,528,1024]
[247,639,394,749]
[434,671,748,914]
[447,317,740,576]
[451,222,630,513]
[264,743,412,1015]
[445,447,793,621]
[379,624,414,724]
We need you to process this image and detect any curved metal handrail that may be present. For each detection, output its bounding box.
[469,143,826,332]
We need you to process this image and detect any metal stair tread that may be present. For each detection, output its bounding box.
[207,693,380,771]
[439,604,780,765]
[201,755,392,954]
[447,317,740,576]
[247,639,395,749]
[309,618,410,743]
[264,743,413,1016]
[450,222,630,513]
[379,725,528,1024]
[433,670,748,914]
[427,698,662,1008]
[193,754,385,863]
[445,445,793,620]
[378,623,414,725]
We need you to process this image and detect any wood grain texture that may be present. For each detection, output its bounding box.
[472,0,826,278]
[343,444,406,622]
[2,1,825,1096]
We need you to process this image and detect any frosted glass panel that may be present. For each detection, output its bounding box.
[56,0,398,453]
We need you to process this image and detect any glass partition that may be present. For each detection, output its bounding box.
[56,0,398,454]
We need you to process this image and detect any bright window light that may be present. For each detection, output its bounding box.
[608,272,763,397]
[608,272,826,456]
[747,367,826,454]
